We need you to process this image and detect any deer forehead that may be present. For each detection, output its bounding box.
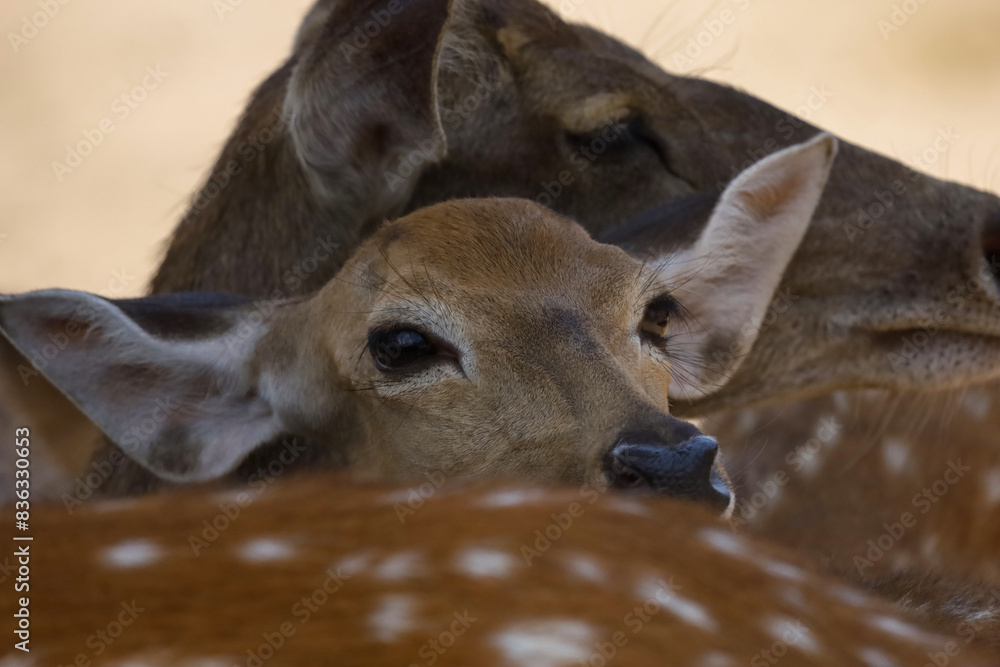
[336,200,649,318]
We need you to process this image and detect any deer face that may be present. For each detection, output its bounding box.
[288,200,729,505]
[0,138,836,503]
[254,0,1000,414]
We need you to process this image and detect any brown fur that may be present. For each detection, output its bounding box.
[8,474,998,666]
[718,389,1000,581]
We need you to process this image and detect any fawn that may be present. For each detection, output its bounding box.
[4,473,998,666]
[0,136,835,498]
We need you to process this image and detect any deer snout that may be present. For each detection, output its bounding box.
[603,432,732,514]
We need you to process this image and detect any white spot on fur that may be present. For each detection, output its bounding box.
[962,390,991,419]
[699,527,748,556]
[636,576,717,632]
[102,539,162,569]
[369,594,418,643]
[662,592,717,632]
[759,557,806,582]
[238,538,295,563]
[798,450,826,478]
[375,550,425,580]
[693,652,737,667]
[869,614,932,643]
[476,488,548,508]
[765,617,819,655]
[832,391,851,412]
[608,497,652,517]
[919,535,940,561]
[778,585,808,610]
[456,548,517,579]
[828,585,871,608]
[332,551,372,577]
[888,551,914,572]
[983,468,1000,507]
[562,553,607,584]
[736,410,758,433]
[492,620,594,666]
[880,438,910,476]
[857,647,900,667]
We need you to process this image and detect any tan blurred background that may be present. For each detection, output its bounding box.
[0,0,998,296]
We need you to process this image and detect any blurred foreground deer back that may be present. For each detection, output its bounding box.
[5,474,999,667]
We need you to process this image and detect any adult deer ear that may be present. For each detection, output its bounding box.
[284,0,452,219]
[0,291,303,483]
[664,134,838,401]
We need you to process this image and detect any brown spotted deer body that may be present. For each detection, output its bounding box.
[4,474,999,666]
[710,383,1000,645]
[3,0,1000,643]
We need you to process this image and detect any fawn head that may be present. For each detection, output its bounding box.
[0,137,835,504]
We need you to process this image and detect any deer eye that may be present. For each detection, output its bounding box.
[565,115,668,166]
[368,328,438,372]
[640,295,680,343]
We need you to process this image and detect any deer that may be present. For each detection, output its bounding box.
[5,0,1000,494]
[703,385,1000,643]
[0,134,837,504]
[3,0,999,639]
[5,473,1000,666]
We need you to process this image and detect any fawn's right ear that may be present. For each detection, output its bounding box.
[0,290,311,483]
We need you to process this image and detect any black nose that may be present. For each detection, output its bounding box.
[603,435,731,513]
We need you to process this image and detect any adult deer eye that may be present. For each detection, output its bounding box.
[368,328,438,372]
[566,115,668,166]
[640,295,680,343]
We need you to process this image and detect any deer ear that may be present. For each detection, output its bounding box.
[665,134,838,401]
[0,291,296,483]
[284,0,452,218]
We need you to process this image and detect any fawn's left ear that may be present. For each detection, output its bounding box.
[663,134,838,401]
[0,290,297,482]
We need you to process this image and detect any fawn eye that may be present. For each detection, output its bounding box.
[368,328,437,372]
[640,295,680,343]
[368,327,462,374]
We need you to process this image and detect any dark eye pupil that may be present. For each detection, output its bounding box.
[371,329,435,370]
[645,303,671,329]
[641,295,680,340]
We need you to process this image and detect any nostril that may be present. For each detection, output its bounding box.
[603,436,730,513]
